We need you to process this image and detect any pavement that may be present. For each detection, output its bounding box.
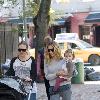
[36,65,100,100]
[37,81,100,100]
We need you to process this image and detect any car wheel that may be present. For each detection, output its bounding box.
[88,54,100,66]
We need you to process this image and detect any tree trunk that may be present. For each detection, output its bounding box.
[33,0,51,57]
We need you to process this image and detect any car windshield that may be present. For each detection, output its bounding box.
[77,40,94,49]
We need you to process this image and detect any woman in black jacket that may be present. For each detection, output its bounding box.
[6,41,37,100]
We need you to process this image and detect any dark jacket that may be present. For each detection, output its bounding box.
[5,56,37,82]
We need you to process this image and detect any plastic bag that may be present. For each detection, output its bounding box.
[28,82,37,100]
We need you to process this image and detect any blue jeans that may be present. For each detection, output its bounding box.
[24,93,36,100]
[50,89,72,100]
[49,84,72,100]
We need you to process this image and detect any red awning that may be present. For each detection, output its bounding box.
[0,17,8,23]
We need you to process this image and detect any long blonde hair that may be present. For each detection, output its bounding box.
[44,41,63,64]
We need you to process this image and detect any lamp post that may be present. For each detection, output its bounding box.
[23,0,27,41]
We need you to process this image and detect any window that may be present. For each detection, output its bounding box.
[79,25,90,43]
[59,43,64,49]
[70,43,78,49]
[61,28,66,33]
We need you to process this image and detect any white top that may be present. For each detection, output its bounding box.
[44,59,71,86]
[13,58,32,79]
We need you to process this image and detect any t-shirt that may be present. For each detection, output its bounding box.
[13,58,32,79]
[13,58,33,93]
[44,59,71,86]
[5,56,36,93]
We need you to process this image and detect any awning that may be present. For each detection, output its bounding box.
[7,17,33,24]
[53,18,66,25]
[52,13,72,25]
[85,12,100,23]
[0,17,8,23]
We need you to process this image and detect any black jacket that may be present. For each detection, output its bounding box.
[5,56,37,82]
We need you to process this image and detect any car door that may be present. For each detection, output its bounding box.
[68,42,89,62]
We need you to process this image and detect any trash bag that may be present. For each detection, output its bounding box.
[87,72,100,81]
[84,67,95,80]
[0,76,27,100]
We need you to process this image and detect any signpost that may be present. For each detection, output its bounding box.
[23,0,27,42]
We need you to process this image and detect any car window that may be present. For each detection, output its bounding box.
[79,40,93,48]
[69,43,79,49]
[68,40,93,49]
[59,43,64,49]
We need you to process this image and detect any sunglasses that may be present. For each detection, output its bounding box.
[48,48,54,52]
[18,49,27,52]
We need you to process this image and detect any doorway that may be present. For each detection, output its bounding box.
[95,26,100,47]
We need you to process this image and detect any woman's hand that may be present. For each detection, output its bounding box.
[56,70,67,77]
[65,58,72,62]
[25,77,32,82]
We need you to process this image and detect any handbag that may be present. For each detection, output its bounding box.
[49,84,71,95]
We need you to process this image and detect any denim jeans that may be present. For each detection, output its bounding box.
[24,93,36,100]
[49,84,72,100]
[49,84,71,95]
[50,89,72,100]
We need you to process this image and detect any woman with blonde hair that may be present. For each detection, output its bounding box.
[44,41,73,100]
[37,35,52,100]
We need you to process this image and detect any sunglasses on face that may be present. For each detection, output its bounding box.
[18,49,27,52]
[48,48,54,52]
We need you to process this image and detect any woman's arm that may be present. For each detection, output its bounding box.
[58,61,74,78]
[5,57,16,76]
[44,62,57,81]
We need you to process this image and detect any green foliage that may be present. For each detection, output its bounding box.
[0,0,40,17]
[9,0,17,4]
[0,0,17,4]
[25,0,40,17]
[49,10,66,26]
[0,0,4,4]
[18,24,23,37]
[34,0,40,5]
[11,27,18,32]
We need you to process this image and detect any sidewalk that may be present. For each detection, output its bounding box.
[37,81,100,100]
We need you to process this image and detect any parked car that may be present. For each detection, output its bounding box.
[55,39,100,65]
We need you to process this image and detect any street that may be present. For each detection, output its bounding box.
[37,81,100,100]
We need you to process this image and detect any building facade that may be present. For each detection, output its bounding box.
[51,0,100,47]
